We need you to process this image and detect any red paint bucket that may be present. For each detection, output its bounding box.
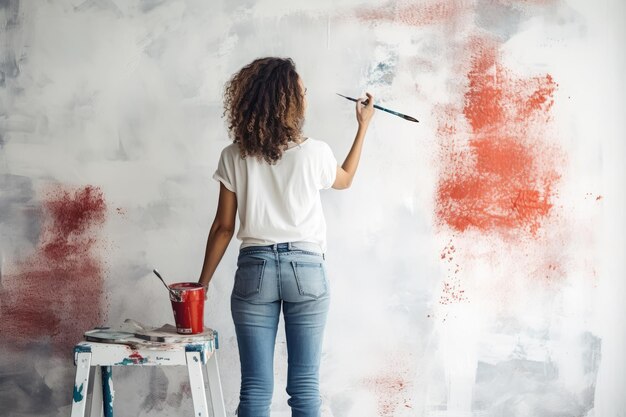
[169,283,205,334]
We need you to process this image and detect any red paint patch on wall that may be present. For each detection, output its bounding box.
[0,185,107,353]
[436,38,561,235]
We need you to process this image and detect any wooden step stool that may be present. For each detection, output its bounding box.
[70,327,226,417]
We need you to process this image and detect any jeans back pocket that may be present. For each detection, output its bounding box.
[291,261,328,299]
[233,259,266,299]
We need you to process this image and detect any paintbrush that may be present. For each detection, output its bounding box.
[336,93,419,123]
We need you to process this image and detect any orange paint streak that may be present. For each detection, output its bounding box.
[436,38,560,235]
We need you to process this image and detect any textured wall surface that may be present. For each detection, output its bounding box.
[1,1,624,416]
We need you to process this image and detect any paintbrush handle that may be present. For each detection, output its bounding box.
[373,105,419,123]
[336,93,419,123]
[366,101,418,123]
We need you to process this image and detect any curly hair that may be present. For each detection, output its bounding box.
[223,57,305,164]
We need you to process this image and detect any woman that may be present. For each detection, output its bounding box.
[198,57,374,417]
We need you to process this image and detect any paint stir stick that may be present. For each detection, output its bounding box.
[153,269,181,301]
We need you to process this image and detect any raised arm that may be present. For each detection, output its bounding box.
[333,92,375,190]
[198,183,237,289]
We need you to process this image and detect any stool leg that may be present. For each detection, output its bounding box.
[71,352,92,417]
[186,351,209,417]
[205,351,226,417]
[101,366,114,417]
[89,366,104,417]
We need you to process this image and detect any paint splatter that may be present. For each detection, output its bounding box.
[363,353,413,416]
[584,193,603,202]
[73,383,84,403]
[0,185,108,353]
[116,354,149,366]
[364,373,411,416]
[440,240,456,261]
[439,239,467,304]
[436,37,561,236]
[41,186,107,263]
[439,277,468,304]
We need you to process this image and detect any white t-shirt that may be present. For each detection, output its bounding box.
[212,137,337,252]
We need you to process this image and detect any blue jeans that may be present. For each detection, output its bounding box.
[231,242,330,417]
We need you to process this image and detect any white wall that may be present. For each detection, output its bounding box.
[0,1,624,416]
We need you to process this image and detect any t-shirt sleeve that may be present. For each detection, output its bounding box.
[319,141,338,190]
[212,146,236,192]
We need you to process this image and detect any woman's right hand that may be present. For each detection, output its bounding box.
[356,92,375,127]
[333,92,375,190]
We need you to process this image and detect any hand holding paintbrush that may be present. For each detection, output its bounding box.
[331,92,376,190]
[356,92,376,127]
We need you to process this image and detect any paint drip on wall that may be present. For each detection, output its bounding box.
[0,185,108,353]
